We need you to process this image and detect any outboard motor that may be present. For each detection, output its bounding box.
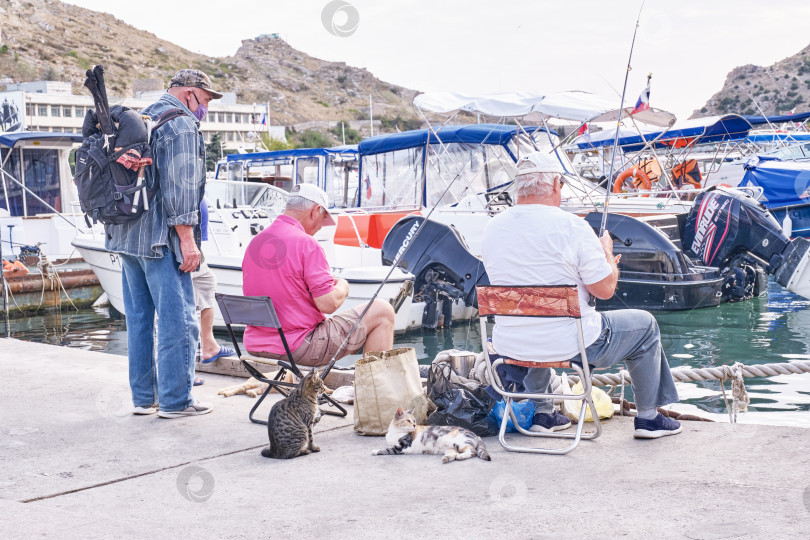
[381,216,489,329]
[682,187,810,299]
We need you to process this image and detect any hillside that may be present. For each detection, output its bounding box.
[692,44,810,118]
[0,0,421,129]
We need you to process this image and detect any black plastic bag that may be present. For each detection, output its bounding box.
[426,363,498,437]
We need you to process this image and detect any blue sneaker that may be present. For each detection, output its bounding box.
[529,411,572,433]
[633,413,682,439]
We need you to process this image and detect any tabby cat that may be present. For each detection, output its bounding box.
[372,407,491,464]
[260,370,325,459]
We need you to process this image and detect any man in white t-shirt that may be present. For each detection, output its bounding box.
[481,152,682,439]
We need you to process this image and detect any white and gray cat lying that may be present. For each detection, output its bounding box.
[372,407,491,464]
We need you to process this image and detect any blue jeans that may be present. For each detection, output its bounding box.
[121,247,199,412]
[524,310,679,414]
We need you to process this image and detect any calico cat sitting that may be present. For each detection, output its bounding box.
[372,407,491,464]
[260,370,325,459]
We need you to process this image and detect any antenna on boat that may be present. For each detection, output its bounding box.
[599,1,645,236]
[369,94,374,136]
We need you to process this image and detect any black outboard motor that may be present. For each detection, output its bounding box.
[682,187,810,299]
[381,216,489,329]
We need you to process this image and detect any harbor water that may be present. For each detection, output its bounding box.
[3,279,809,427]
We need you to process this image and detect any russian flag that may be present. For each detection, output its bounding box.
[260,113,267,125]
[631,78,651,115]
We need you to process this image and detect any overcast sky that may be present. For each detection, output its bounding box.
[63,0,810,121]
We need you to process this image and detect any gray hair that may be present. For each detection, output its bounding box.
[515,171,559,198]
[285,195,318,212]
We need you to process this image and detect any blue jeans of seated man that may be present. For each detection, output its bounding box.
[524,310,679,414]
[121,247,199,412]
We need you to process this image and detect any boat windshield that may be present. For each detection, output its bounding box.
[205,181,287,214]
[360,139,537,209]
[766,141,810,161]
[325,157,359,208]
[1,147,63,215]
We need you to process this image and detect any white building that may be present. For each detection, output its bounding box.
[3,81,285,151]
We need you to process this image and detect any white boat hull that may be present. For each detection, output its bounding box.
[71,235,474,333]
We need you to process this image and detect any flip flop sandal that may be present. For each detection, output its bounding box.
[201,345,237,364]
[193,377,205,386]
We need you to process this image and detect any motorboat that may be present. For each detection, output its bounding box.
[71,180,451,333]
[0,131,97,260]
[567,112,810,192]
[1,131,104,314]
[382,187,810,313]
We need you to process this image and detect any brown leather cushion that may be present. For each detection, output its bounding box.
[477,285,581,318]
[503,358,571,369]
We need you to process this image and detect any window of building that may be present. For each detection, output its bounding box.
[38,105,48,116]
[26,103,35,116]
[51,106,60,117]
[63,106,72,117]
[226,113,233,123]
[227,132,234,141]
[217,113,224,123]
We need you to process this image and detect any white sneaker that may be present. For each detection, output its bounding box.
[158,401,214,419]
[133,404,158,415]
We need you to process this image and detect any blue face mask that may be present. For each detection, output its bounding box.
[188,92,207,121]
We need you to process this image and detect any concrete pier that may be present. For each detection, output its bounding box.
[1,338,809,538]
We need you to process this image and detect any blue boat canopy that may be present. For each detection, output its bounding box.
[740,161,810,208]
[0,131,82,147]
[572,112,810,151]
[226,145,358,162]
[357,124,556,156]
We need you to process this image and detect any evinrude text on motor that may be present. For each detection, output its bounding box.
[682,187,810,300]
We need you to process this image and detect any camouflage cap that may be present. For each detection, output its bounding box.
[168,69,223,99]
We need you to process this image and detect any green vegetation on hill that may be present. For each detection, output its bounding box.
[695,45,810,118]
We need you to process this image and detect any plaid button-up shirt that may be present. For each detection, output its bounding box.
[104,93,205,262]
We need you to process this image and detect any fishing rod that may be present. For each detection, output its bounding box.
[318,119,505,381]
[0,225,9,337]
[599,1,645,236]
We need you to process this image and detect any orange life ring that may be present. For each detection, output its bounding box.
[613,167,652,197]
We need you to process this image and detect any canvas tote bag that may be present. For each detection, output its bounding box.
[353,347,425,436]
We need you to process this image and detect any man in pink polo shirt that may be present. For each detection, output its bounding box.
[242,184,395,366]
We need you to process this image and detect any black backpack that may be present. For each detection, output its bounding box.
[74,106,186,226]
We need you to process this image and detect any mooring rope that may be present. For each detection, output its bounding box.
[561,360,809,423]
[469,352,810,423]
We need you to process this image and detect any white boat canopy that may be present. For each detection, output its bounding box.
[413,90,676,127]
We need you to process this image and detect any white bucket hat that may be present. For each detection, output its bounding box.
[290,184,336,226]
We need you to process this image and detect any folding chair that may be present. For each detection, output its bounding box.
[215,293,347,424]
[477,285,602,455]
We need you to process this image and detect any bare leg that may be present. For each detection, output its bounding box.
[361,299,395,353]
[199,307,221,360]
